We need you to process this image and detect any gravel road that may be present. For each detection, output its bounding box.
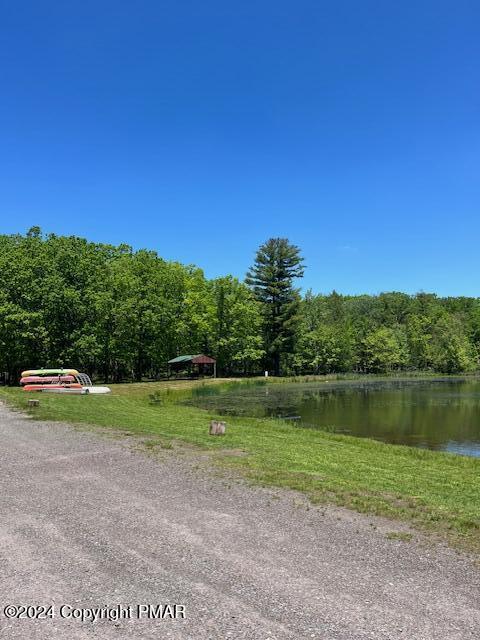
[0,402,478,640]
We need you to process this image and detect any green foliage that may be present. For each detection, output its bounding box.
[0,229,478,380]
[429,316,475,373]
[0,230,262,380]
[295,324,355,374]
[246,238,305,375]
[360,326,408,373]
[296,290,479,375]
[210,276,264,375]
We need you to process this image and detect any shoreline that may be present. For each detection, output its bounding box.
[1,377,479,554]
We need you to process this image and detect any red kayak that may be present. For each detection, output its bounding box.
[20,375,76,385]
[23,383,82,392]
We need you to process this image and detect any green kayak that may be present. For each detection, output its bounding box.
[21,368,79,377]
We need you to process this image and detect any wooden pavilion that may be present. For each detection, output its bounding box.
[167,354,217,378]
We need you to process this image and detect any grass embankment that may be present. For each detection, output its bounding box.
[1,379,479,553]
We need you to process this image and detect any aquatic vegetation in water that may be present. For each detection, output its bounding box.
[186,377,480,457]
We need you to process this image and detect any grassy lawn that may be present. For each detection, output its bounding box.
[1,379,479,553]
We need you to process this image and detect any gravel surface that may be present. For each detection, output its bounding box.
[0,402,478,640]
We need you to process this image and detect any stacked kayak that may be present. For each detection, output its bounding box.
[21,375,76,384]
[21,368,79,377]
[21,369,82,392]
[20,369,111,394]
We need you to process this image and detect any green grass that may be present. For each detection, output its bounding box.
[385,531,414,542]
[2,379,479,553]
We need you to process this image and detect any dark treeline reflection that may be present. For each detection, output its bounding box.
[188,378,480,457]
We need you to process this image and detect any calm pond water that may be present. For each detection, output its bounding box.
[188,378,480,457]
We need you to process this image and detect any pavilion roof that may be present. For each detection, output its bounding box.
[168,354,216,365]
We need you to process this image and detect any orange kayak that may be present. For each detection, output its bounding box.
[23,383,82,392]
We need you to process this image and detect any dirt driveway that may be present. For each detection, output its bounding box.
[0,403,478,639]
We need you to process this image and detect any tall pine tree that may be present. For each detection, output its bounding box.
[246,238,304,376]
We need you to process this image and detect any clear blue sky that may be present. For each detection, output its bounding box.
[1,1,478,296]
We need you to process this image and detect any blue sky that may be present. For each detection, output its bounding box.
[0,1,478,296]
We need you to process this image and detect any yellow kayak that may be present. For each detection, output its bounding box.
[21,368,79,378]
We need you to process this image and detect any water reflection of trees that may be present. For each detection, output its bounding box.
[190,379,480,456]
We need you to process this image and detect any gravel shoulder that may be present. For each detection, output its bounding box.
[0,402,478,640]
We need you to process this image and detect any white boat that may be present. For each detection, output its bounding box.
[41,386,111,394]
[82,386,111,394]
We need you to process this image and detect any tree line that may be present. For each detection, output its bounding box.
[0,229,478,382]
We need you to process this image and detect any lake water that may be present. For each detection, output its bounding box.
[188,377,480,457]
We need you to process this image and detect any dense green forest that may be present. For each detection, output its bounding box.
[0,228,478,381]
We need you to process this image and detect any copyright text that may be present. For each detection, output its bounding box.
[2,604,186,622]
